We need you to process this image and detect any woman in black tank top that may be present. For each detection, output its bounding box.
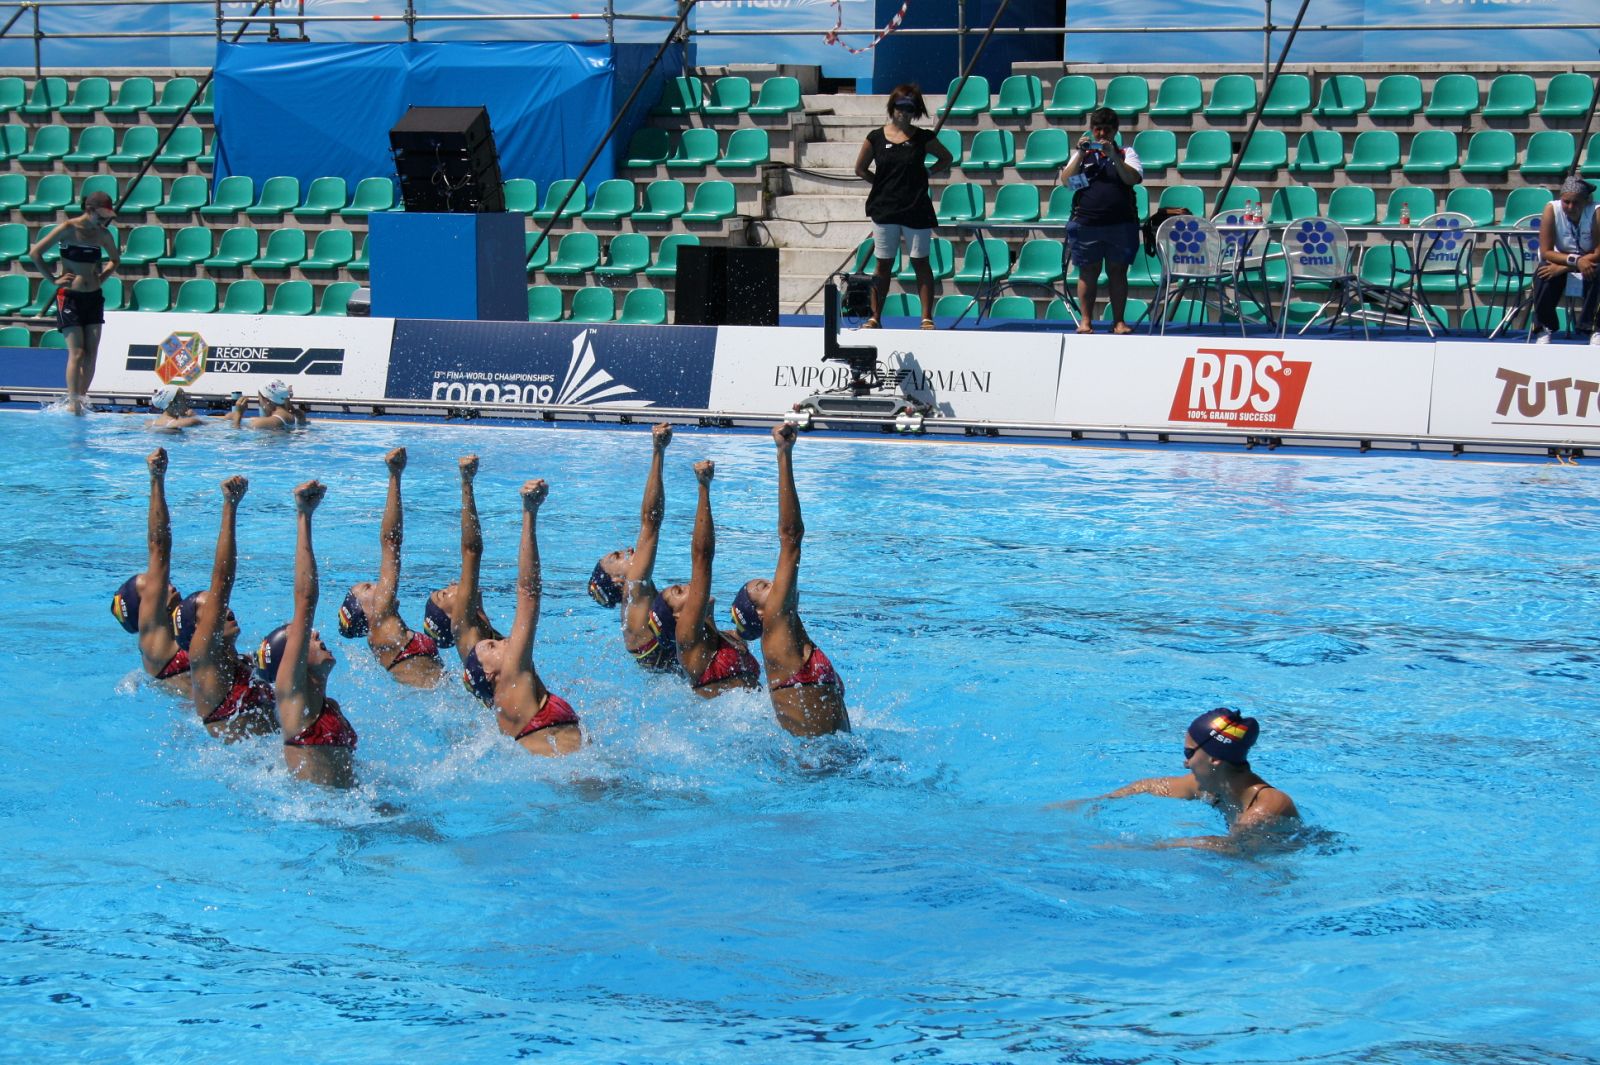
[27,189,120,415]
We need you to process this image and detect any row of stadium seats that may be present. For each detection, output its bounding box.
[936,72,1595,122]
[620,126,773,170]
[0,274,355,316]
[651,75,802,117]
[528,231,699,278]
[2,124,214,168]
[507,177,742,224]
[0,75,211,120]
[528,284,668,324]
[0,173,396,221]
[0,323,69,347]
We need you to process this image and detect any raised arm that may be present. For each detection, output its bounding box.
[456,453,484,617]
[191,476,247,668]
[623,424,671,590]
[373,447,405,617]
[678,461,716,647]
[505,479,548,668]
[275,480,326,734]
[767,424,804,621]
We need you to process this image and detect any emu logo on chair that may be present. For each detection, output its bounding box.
[1169,217,1209,267]
[1293,221,1336,269]
[155,331,207,386]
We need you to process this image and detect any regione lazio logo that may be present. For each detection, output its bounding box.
[155,331,207,385]
[1168,348,1312,429]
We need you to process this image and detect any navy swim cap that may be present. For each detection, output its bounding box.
[171,592,203,652]
[1188,708,1259,764]
[730,584,763,641]
[337,589,369,638]
[588,559,623,608]
[111,574,143,634]
[422,593,455,647]
[255,623,289,682]
[462,645,496,707]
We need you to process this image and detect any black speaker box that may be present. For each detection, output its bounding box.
[389,106,505,213]
[674,246,778,326]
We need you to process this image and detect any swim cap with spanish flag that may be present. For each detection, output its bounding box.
[1188,708,1259,764]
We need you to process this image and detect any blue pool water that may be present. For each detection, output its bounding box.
[2,410,1598,1063]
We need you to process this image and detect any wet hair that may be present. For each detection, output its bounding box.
[1559,176,1595,201]
[886,84,928,119]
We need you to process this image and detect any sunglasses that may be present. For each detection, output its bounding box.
[1183,743,1200,763]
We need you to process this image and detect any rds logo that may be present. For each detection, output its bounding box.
[155,331,207,385]
[1168,348,1312,429]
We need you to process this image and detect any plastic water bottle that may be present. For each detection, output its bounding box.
[1400,202,1411,227]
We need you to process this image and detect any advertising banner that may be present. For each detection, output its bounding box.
[693,0,873,79]
[709,325,1064,420]
[385,320,717,410]
[1430,341,1600,444]
[1056,335,1435,436]
[95,313,396,401]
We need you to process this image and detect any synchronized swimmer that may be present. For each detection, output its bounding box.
[148,381,309,432]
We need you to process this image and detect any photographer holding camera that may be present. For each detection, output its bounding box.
[1059,106,1144,336]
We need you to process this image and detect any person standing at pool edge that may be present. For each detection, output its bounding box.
[109,447,189,695]
[1069,709,1298,849]
[730,425,851,737]
[1060,106,1144,336]
[28,189,119,415]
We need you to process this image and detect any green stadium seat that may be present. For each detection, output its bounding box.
[266,280,313,316]
[59,76,110,117]
[39,329,67,348]
[852,236,887,274]
[20,124,70,165]
[1101,75,1148,117]
[0,77,22,116]
[1044,75,1097,119]
[1473,247,1527,298]
[1205,74,1257,118]
[525,231,550,272]
[1482,73,1536,118]
[622,128,672,169]
[568,286,615,323]
[119,224,166,266]
[130,277,171,312]
[527,285,563,322]
[1040,185,1075,224]
[748,76,802,116]
[173,278,217,314]
[896,237,954,280]
[1521,130,1575,178]
[148,77,199,117]
[595,232,651,277]
[1131,128,1176,171]
[1443,186,1495,228]
[581,178,636,222]
[1008,238,1065,284]
[1015,128,1072,171]
[936,182,985,224]
[989,295,1036,319]
[652,76,703,116]
[1177,130,1231,175]
[682,179,737,222]
[1402,129,1459,175]
[1313,73,1366,117]
[349,234,368,274]
[154,173,210,218]
[1345,130,1401,173]
[20,276,64,316]
[1235,129,1287,174]
[155,125,203,166]
[0,274,30,314]
[1383,187,1435,225]
[80,173,118,204]
[880,293,921,319]
[940,75,990,117]
[715,127,769,169]
[702,76,752,116]
[1327,185,1377,226]
[293,176,347,221]
[1503,187,1551,224]
[933,294,976,320]
[191,80,214,118]
[0,222,27,263]
[199,175,253,219]
[502,178,539,215]
[928,128,961,169]
[988,183,1040,223]
[1458,306,1510,336]
[991,75,1043,117]
[0,324,28,346]
[341,177,395,219]
[633,178,686,222]
[618,287,668,324]
[301,228,355,270]
[63,125,114,167]
[1212,184,1260,216]
[253,228,307,269]
[202,226,259,268]
[155,225,213,268]
[1541,72,1593,118]
[315,281,359,316]
[645,233,698,277]
[32,223,61,264]
[1157,184,1205,216]
[220,278,265,314]
[1262,73,1312,117]
[1269,185,1319,224]
[1149,75,1202,117]
[21,77,68,117]
[246,175,300,220]
[544,231,600,275]
[1425,74,1479,119]
[0,124,25,161]
[108,125,159,166]
[666,127,719,169]
[1290,129,1347,174]
[960,128,1014,171]
[532,178,587,221]
[1368,75,1423,118]
[197,133,215,169]
[103,76,155,117]
[19,173,73,217]
[1460,129,1517,176]
[953,238,1009,282]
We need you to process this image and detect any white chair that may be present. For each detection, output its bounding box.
[1278,217,1366,338]
[1154,214,1244,335]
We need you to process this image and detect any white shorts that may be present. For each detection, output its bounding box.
[872,223,932,261]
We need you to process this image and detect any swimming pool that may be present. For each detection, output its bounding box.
[3,410,1597,1063]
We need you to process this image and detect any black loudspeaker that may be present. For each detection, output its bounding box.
[389,106,505,213]
[674,246,779,326]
